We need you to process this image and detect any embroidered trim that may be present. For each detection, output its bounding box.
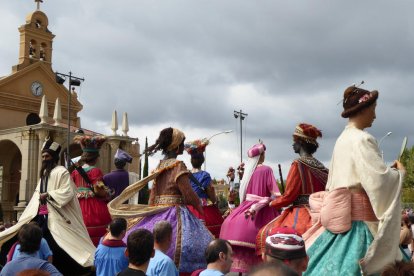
[154,195,184,205]
[76,187,95,199]
[151,159,181,174]
[297,156,325,170]
[228,240,256,249]
[175,206,182,267]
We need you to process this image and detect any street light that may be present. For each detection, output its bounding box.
[378,131,392,160]
[55,71,84,167]
[234,110,248,163]
[204,130,233,171]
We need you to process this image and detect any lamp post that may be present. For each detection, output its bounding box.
[378,131,392,160]
[55,71,84,167]
[204,130,233,171]
[234,110,248,163]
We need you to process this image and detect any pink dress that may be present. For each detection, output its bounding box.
[219,165,280,273]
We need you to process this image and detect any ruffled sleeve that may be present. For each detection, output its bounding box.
[87,167,104,186]
[355,133,402,218]
[269,161,301,208]
[176,162,203,213]
[355,132,405,274]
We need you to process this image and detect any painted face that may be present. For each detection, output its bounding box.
[41,152,53,161]
[362,102,377,128]
[177,139,185,155]
[293,141,301,154]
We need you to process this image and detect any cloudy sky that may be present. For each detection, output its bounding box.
[1,1,413,181]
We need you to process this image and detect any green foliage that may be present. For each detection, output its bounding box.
[401,146,414,189]
[217,193,228,214]
[139,137,150,204]
[143,137,149,178]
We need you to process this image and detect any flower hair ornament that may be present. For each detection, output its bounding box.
[184,138,210,156]
[337,80,365,105]
[73,135,106,152]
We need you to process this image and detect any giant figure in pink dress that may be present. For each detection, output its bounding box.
[219,142,280,273]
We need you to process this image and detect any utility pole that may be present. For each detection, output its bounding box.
[234,110,248,163]
[55,71,84,167]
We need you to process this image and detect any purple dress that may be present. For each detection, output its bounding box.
[123,160,212,273]
[219,165,280,273]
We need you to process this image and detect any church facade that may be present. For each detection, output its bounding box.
[0,4,140,222]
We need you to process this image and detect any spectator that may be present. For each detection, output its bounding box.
[117,229,155,276]
[95,218,128,276]
[147,221,178,276]
[248,262,298,276]
[0,224,61,276]
[200,239,233,276]
[381,261,414,276]
[400,215,412,257]
[11,237,53,263]
[264,227,308,276]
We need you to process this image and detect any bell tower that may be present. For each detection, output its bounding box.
[12,0,55,73]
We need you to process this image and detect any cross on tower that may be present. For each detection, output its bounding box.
[35,0,44,10]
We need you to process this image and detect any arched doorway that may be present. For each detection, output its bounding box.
[0,140,22,223]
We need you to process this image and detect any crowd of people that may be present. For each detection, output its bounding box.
[0,83,411,276]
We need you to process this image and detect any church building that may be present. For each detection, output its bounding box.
[0,2,140,222]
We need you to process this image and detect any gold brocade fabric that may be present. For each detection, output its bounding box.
[154,195,184,205]
[149,160,200,208]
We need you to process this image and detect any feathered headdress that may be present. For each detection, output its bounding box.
[184,138,209,156]
[73,135,106,152]
[293,123,322,146]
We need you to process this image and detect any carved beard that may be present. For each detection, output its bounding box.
[40,159,56,178]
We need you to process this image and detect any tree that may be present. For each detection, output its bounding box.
[401,146,414,188]
[401,146,414,205]
[138,137,150,204]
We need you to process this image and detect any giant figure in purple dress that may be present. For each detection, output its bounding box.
[114,127,213,275]
[219,142,280,273]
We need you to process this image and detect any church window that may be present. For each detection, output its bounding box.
[29,40,37,58]
[40,43,46,60]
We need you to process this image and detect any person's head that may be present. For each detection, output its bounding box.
[145,128,185,156]
[402,214,411,228]
[109,218,127,238]
[342,85,378,129]
[114,158,127,169]
[247,143,266,164]
[153,220,173,253]
[381,260,414,276]
[292,123,322,155]
[74,135,106,165]
[126,229,155,267]
[18,223,42,254]
[205,239,233,274]
[190,154,205,169]
[248,262,299,276]
[40,139,61,178]
[114,149,133,169]
[265,228,308,275]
